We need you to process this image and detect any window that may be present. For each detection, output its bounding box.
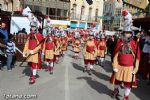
[64,10,68,16]
[49,8,56,19]
[73,3,77,19]
[50,8,56,15]
[95,9,98,22]
[57,9,61,16]
[88,7,92,21]
[80,6,85,20]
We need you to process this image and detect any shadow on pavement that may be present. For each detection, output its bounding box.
[22,67,32,77]
[71,62,111,82]
[92,70,110,81]
[68,54,74,59]
[68,48,74,53]
[102,60,113,73]
[71,62,84,72]
[132,78,150,100]
[77,76,112,97]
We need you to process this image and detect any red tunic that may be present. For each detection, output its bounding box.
[113,39,141,61]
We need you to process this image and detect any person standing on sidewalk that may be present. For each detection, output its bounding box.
[0,22,9,44]
[142,31,150,85]
[6,34,16,71]
[0,32,6,70]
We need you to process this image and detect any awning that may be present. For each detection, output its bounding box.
[117,26,141,31]
[10,17,31,34]
[133,17,150,30]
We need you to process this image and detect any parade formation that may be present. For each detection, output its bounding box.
[0,2,150,100]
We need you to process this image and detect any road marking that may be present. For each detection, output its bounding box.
[65,52,70,100]
[65,64,70,100]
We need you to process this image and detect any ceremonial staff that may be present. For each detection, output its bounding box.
[130,38,140,88]
[19,38,45,66]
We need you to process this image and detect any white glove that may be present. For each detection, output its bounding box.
[113,68,118,73]
[23,54,26,57]
[132,70,136,74]
[5,54,7,57]
[29,50,34,54]
[42,52,45,55]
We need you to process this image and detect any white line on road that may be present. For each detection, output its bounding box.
[65,63,70,100]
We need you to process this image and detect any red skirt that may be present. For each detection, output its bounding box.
[28,53,42,69]
[84,59,95,65]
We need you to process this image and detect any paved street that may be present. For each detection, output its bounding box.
[0,48,150,100]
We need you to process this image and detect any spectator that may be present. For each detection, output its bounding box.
[0,31,6,70]
[0,22,9,44]
[106,36,112,55]
[142,31,150,85]
[110,35,118,62]
[18,28,27,34]
[6,34,16,71]
[139,30,150,84]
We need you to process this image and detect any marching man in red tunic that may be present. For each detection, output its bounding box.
[61,30,68,57]
[54,30,61,63]
[110,10,141,100]
[83,29,97,75]
[42,34,55,74]
[23,21,43,84]
[72,31,81,59]
[97,34,107,67]
[94,32,101,65]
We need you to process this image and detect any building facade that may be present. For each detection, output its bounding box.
[21,0,70,20]
[103,0,123,31]
[123,0,149,18]
[0,0,21,12]
[70,0,104,29]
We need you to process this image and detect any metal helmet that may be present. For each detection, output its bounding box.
[30,21,38,27]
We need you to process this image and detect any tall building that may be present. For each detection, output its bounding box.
[0,0,21,12]
[103,0,123,31]
[70,0,104,29]
[21,0,70,20]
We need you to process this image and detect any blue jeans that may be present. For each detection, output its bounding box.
[7,54,13,70]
